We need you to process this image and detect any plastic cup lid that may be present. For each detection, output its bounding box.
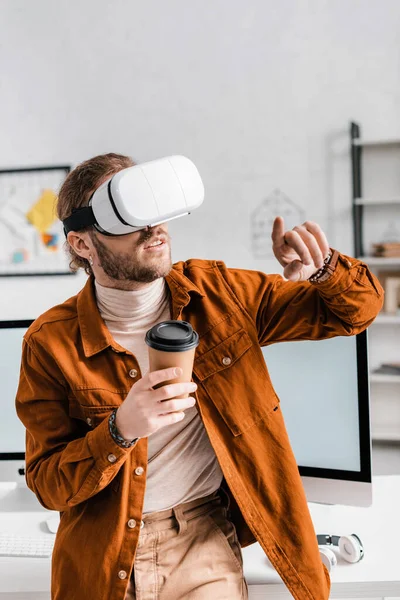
[145,320,199,352]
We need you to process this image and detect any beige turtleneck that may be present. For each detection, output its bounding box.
[94,277,223,514]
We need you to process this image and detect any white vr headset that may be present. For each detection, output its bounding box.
[63,155,204,236]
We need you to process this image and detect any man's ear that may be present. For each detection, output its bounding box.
[67,231,91,260]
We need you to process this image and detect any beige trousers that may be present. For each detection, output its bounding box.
[124,487,248,600]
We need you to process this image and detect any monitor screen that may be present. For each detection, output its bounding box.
[263,335,363,472]
[0,321,32,456]
[261,330,372,506]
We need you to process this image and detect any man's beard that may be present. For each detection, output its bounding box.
[90,232,173,283]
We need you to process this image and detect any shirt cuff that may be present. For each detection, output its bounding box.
[308,248,358,294]
[87,410,139,471]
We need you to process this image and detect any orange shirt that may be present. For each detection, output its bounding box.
[15,251,384,600]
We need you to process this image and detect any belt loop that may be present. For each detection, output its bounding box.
[172,505,188,535]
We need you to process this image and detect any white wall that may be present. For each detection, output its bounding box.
[0,0,400,320]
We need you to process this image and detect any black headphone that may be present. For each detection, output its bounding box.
[317,533,364,572]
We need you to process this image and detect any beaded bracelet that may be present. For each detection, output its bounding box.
[307,253,332,283]
[108,408,140,448]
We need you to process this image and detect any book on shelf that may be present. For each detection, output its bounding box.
[372,242,400,258]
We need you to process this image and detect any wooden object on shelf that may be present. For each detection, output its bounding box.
[372,242,400,258]
[374,270,400,315]
[383,276,400,314]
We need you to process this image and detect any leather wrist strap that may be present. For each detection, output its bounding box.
[308,249,339,283]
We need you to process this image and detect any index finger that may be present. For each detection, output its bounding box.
[146,367,183,390]
[271,216,285,245]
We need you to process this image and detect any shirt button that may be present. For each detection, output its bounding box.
[86,417,92,426]
[127,519,137,528]
[107,453,117,463]
[118,570,127,579]
[129,369,138,378]
[135,466,144,476]
[140,520,144,529]
[222,356,231,366]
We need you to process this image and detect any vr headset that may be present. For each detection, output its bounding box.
[62,155,204,236]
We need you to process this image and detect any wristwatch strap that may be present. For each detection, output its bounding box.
[308,249,339,283]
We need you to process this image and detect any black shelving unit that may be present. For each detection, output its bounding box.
[350,122,364,257]
[349,121,400,442]
[350,120,400,260]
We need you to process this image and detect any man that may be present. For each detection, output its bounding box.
[15,153,384,600]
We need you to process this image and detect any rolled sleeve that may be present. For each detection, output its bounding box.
[216,249,384,346]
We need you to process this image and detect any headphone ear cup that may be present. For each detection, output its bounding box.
[338,534,363,563]
[319,547,337,573]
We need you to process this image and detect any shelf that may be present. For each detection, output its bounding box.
[358,256,400,265]
[355,197,400,206]
[352,138,400,147]
[351,122,400,448]
[373,314,400,324]
[370,374,400,383]
[372,431,400,442]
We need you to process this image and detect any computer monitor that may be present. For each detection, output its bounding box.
[0,320,33,480]
[0,320,372,510]
[261,329,372,507]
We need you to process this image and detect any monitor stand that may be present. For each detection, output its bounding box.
[0,481,45,512]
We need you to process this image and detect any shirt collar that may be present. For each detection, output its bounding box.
[77,264,205,357]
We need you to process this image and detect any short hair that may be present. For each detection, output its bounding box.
[57,153,135,275]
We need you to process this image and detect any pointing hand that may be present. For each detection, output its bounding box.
[271,217,331,282]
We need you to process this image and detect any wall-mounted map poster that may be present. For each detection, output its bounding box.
[0,166,74,276]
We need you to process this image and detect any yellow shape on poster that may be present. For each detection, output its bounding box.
[26,189,58,233]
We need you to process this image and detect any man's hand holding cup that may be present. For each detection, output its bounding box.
[116,320,200,441]
[115,366,197,440]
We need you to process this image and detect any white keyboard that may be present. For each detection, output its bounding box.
[0,533,55,558]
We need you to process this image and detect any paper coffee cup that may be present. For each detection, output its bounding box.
[145,320,199,399]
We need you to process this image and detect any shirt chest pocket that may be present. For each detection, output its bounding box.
[68,384,128,424]
[192,328,279,436]
[68,399,120,429]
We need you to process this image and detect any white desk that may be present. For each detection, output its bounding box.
[1,476,399,599]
